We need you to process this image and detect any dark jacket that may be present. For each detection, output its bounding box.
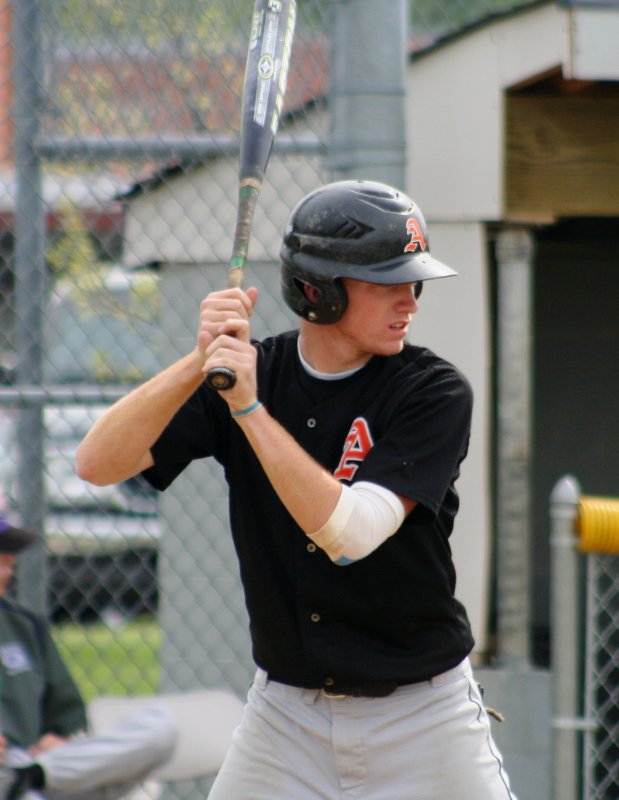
[0,597,87,748]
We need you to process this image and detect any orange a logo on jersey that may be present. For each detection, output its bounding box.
[404,217,427,254]
[334,417,374,481]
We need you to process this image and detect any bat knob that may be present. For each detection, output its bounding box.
[205,367,237,391]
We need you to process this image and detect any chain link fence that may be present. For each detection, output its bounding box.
[583,557,619,800]
[1,0,536,784]
[551,480,619,800]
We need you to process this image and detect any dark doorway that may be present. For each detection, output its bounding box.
[531,218,619,666]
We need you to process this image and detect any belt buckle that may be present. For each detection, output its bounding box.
[321,689,348,700]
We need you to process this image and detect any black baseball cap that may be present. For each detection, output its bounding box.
[0,514,38,553]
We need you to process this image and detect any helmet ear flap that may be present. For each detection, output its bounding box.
[282,272,348,324]
[309,278,348,323]
[302,282,322,306]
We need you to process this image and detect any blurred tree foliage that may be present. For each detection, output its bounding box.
[43,0,252,46]
[42,0,329,48]
[42,0,532,50]
[37,0,531,139]
[40,0,330,138]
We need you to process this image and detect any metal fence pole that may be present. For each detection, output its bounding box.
[328,0,408,187]
[11,0,47,613]
[550,474,582,800]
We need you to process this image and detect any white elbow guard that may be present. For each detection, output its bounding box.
[308,481,405,565]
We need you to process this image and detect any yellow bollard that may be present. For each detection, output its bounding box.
[577,496,619,554]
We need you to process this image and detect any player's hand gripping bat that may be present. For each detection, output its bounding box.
[205,0,297,391]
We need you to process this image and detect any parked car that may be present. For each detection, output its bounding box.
[0,403,160,621]
[0,266,162,621]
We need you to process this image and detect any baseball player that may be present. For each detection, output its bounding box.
[0,514,177,800]
[77,179,517,799]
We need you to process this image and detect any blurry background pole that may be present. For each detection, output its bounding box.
[12,0,48,613]
[495,227,535,667]
[328,0,408,189]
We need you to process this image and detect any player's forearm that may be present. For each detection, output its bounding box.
[234,404,342,534]
[76,350,205,486]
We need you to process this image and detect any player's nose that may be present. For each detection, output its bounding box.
[394,283,419,311]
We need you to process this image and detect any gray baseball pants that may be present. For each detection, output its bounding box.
[209,658,517,800]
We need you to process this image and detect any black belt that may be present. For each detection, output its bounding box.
[257,669,402,699]
[321,680,399,699]
[258,661,468,701]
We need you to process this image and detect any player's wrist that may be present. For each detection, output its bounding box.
[230,399,263,419]
[190,346,209,376]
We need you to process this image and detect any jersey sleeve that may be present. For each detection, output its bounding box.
[143,385,229,491]
[354,363,473,516]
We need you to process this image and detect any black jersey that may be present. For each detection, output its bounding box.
[145,330,475,688]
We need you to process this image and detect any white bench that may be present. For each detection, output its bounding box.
[88,688,244,797]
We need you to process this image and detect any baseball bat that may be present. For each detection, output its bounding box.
[206,0,297,391]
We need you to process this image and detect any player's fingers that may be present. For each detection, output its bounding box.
[246,286,259,313]
[197,298,251,352]
[204,344,255,373]
[214,317,251,342]
[201,288,256,320]
[202,340,257,402]
[204,327,251,362]
[199,307,243,334]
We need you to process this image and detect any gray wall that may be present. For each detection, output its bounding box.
[476,667,553,800]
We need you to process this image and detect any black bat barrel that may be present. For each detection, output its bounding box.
[240,0,296,183]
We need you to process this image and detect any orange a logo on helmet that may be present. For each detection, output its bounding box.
[334,418,374,481]
[404,217,427,253]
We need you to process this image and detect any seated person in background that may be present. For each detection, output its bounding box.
[0,513,178,800]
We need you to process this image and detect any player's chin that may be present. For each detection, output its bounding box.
[373,339,406,357]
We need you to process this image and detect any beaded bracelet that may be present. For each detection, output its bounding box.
[230,400,263,419]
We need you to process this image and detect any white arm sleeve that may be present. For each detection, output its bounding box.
[308,481,406,565]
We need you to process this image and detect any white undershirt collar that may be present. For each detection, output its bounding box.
[297,338,363,381]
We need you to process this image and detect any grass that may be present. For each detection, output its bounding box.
[53,617,162,703]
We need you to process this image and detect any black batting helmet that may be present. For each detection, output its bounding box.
[280,179,457,324]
